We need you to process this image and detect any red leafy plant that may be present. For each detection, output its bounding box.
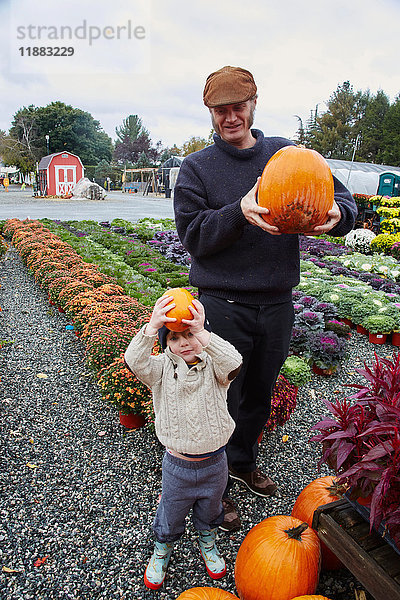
[311,352,400,548]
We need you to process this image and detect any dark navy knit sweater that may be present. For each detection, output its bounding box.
[174,129,357,304]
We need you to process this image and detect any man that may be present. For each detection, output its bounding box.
[173,66,357,531]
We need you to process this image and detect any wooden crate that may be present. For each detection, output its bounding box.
[312,499,400,600]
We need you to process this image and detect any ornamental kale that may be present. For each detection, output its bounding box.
[299,235,349,257]
[295,310,325,331]
[307,331,347,369]
[297,295,318,308]
[148,230,191,266]
[324,319,351,338]
[313,301,338,321]
[289,326,309,354]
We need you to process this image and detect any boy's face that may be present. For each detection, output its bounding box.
[166,329,203,363]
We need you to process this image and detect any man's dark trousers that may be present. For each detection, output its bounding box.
[200,293,294,476]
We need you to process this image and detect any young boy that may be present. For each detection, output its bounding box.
[124,293,242,590]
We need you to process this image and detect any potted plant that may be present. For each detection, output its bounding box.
[336,291,367,326]
[305,330,348,375]
[324,319,351,339]
[350,301,376,334]
[392,329,400,347]
[280,355,312,388]
[258,356,312,443]
[310,352,400,554]
[289,326,309,355]
[295,309,325,331]
[98,355,153,429]
[361,314,397,344]
[344,228,376,254]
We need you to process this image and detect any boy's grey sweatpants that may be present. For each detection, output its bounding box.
[153,451,228,543]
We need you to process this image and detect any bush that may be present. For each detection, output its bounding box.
[361,314,398,334]
[264,375,298,432]
[345,228,376,254]
[324,319,351,338]
[98,355,154,417]
[390,242,400,260]
[280,355,312,387]
[307,331,347,370]
[349,302,376,324]
[0,235,8,258]
[370,233,398,254]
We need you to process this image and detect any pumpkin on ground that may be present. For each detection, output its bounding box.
[258,145,334,234]
[234,515,321,600]
[290,596,332,600]
[162,287,195,331]
[291,476,343,571]
[176,588,239,600]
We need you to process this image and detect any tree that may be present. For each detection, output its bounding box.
[305,82,368,159]
[159,145,182,162]
[113,114,161,166]
[381,95,400,166]
[0,106,39,172]
[32,101,113,164]
[136,151,151,168]
[180,135,209,156]
[0,129,32,174]
[4,102,113,171]
[357,90,390,164]
[293,115,306,145]
[94,159,113,181]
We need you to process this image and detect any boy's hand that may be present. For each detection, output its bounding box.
[182,299,211,346]
[145,295,176,335]
[182,299,204,333]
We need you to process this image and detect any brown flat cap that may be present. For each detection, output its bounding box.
[203,65,257,108]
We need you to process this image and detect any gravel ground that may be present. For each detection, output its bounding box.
[1,246,395,600]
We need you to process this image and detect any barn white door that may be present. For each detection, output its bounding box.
[55,166,77,195]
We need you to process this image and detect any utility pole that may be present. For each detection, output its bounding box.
[346,133,362,187]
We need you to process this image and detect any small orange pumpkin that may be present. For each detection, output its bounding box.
[234,515,320,600]
[162,287,195,332]
[258,145,334,234]
[291,476,343,571]
[176,588,239,599]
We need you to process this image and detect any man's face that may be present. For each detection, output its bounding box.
[166,329,203,363]
[210,98,256,148]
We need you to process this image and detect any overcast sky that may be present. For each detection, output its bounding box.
[0,0,399,150]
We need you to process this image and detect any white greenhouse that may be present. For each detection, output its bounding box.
[326,159,400,196]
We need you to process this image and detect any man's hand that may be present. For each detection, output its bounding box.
[240,178,281,235]
[305,201,341,236]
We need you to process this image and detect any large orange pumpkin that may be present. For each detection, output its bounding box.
[291,476,342,571]
[176,588,239,599]
[291,596,332,600]
[258,145,334,234]
[234,515,320,600]
[162,287,195,332]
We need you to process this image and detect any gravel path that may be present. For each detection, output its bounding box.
[1,246,395,600]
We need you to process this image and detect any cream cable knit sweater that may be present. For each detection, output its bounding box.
[124,327,242,455]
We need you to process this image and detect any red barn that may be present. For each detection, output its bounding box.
[37,152,84,196]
